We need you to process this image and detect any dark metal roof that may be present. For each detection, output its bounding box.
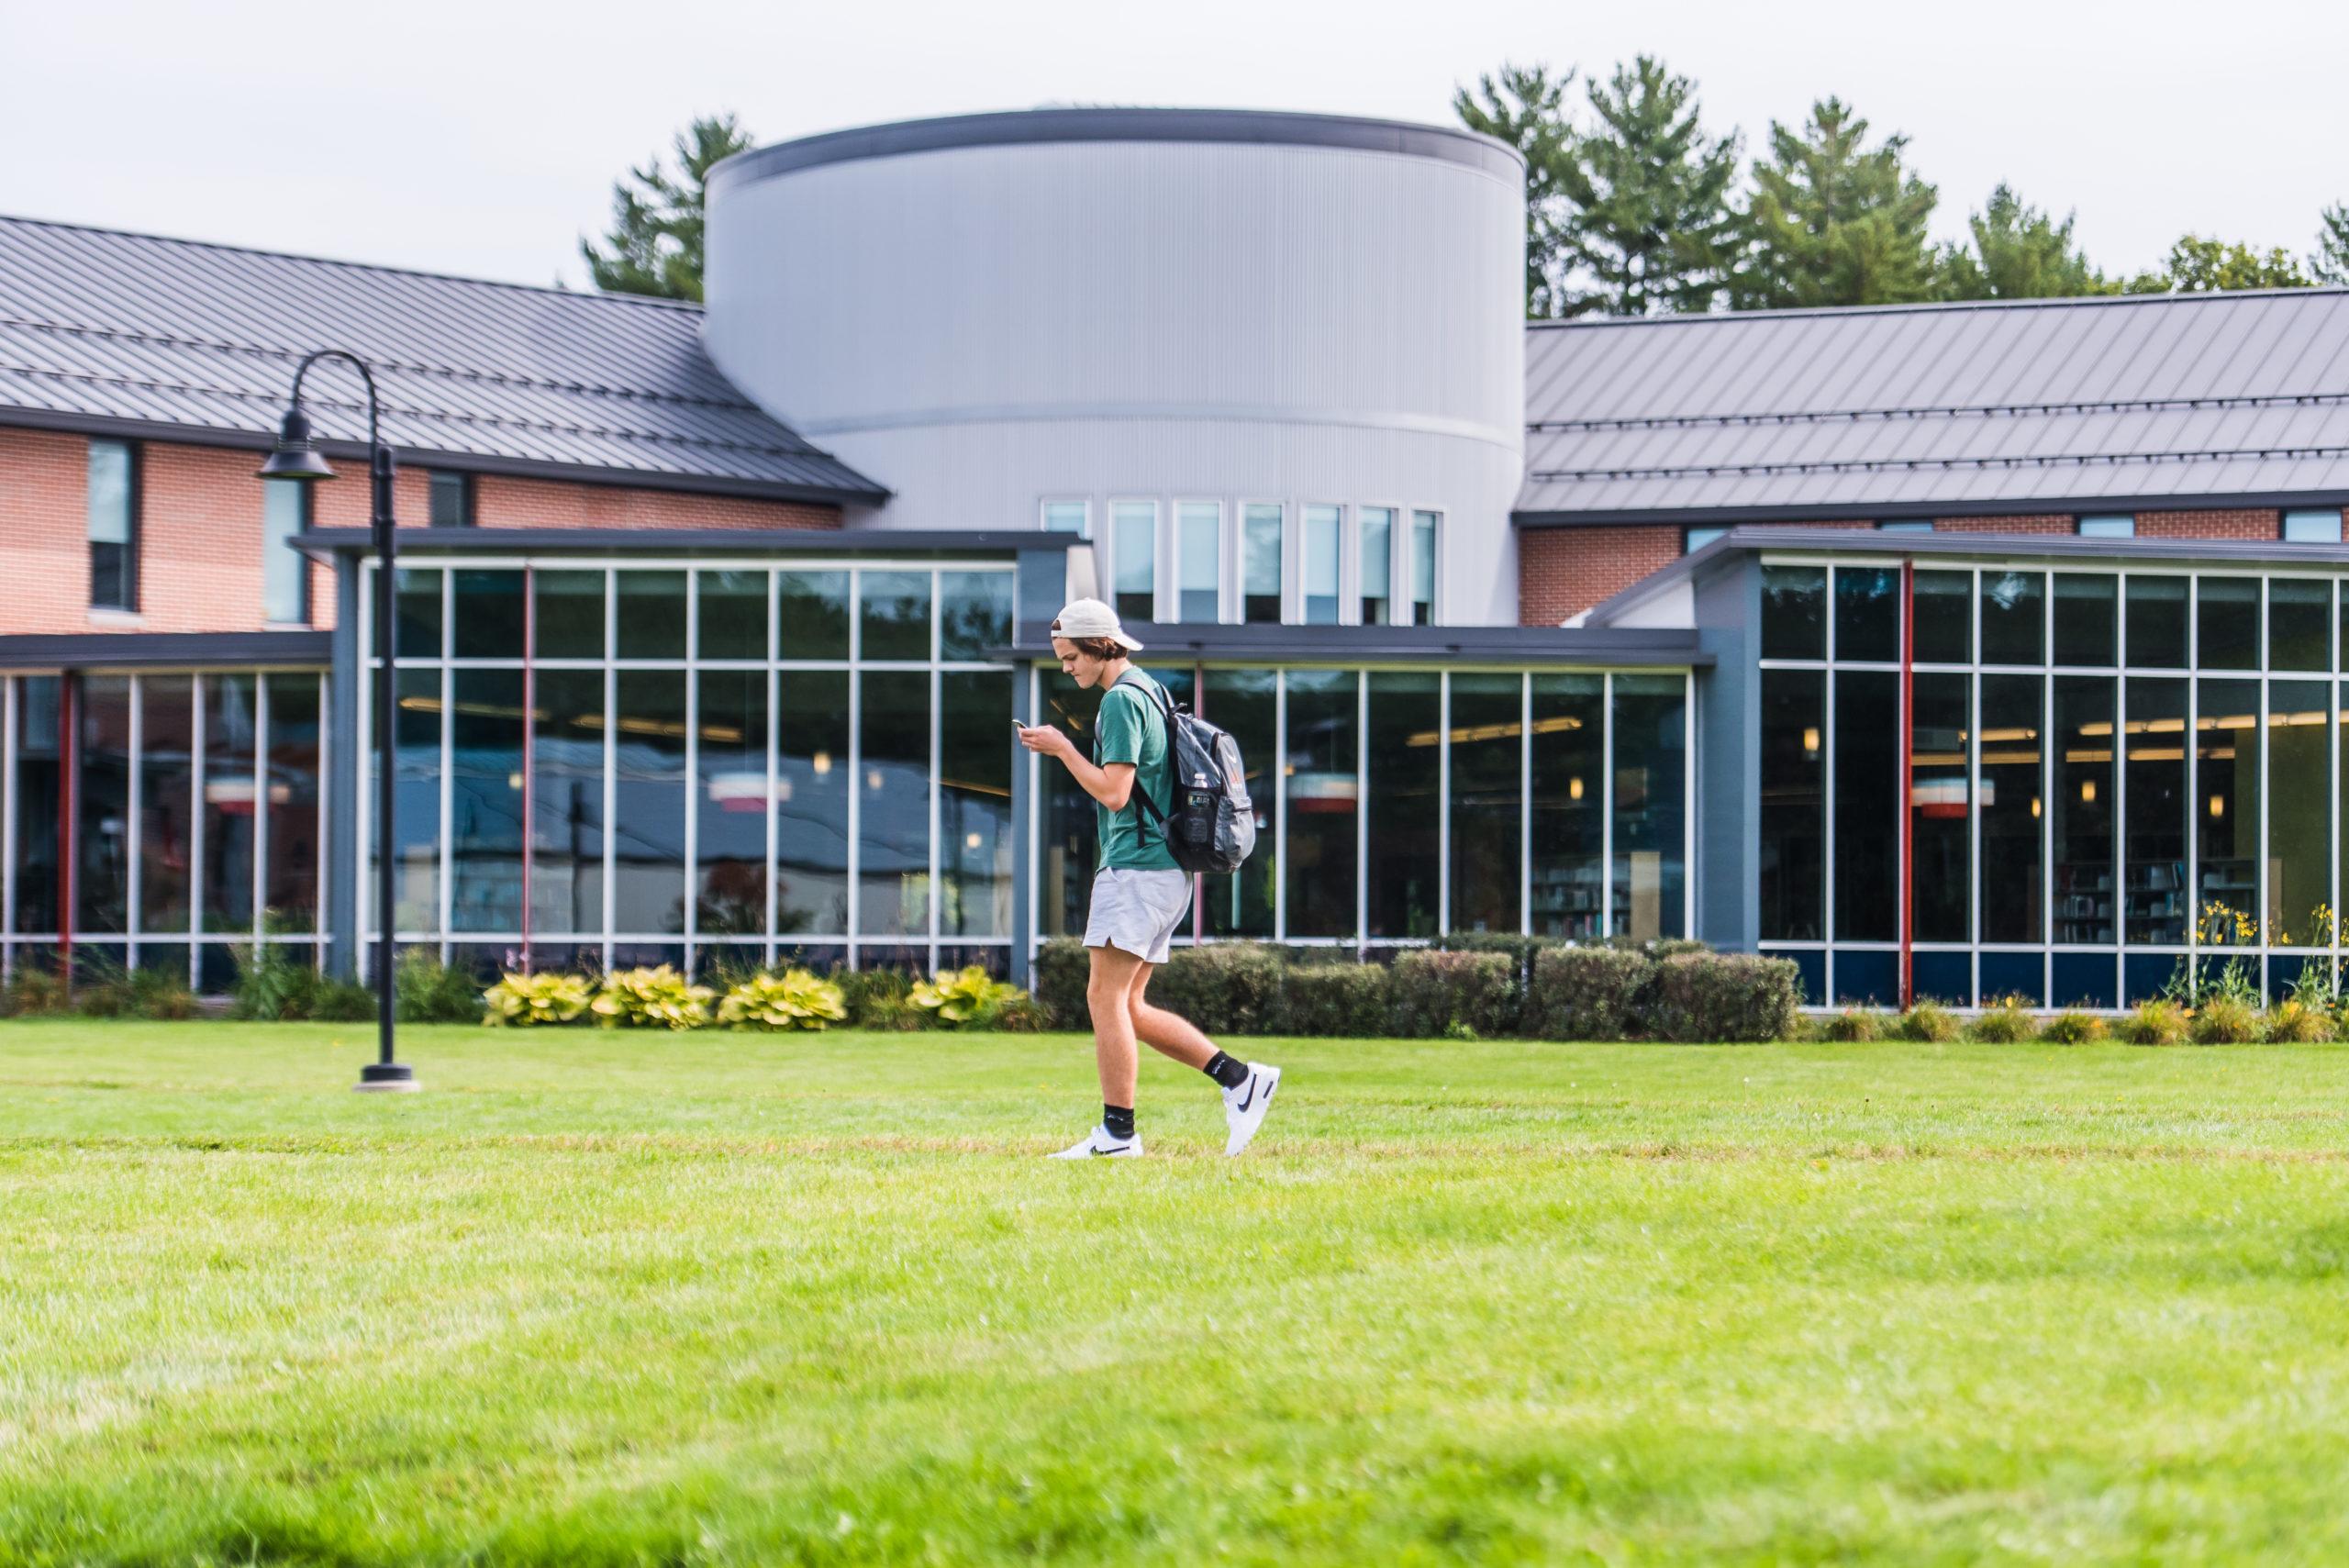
[1002,619,1709,667]
[711,108,1523,193]
[1520,290,2349,521]
[295,527,1077,559]
[0,215,885,502]
[0,629,329,671]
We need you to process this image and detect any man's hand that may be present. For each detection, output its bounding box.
[1015,723,1074,761]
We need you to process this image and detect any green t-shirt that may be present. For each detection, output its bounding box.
[1093,671,1180,872]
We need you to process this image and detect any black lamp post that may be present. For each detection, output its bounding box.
[260,350,417,1093]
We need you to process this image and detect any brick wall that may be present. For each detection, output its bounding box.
[1518,519,1873,624]
[1931,514,2076,535]
[2136,507,2281,540]
[0,428,842,639]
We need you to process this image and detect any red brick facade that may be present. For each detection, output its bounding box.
[2135,507,2282,540]
[0,428,841,639]
[1931,514,2076,535]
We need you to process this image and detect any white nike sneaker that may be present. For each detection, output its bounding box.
[1221,1063,1281,1156]
[1047,1126,1142,1159]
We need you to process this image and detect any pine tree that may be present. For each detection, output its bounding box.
[2124,235,2313,294]
[1729,98,1940,310]
[2311,203,2349,285]
[1552,56,1740,316]
[1939,184,2112,299]
[1453,64,1579,317]
[581,114,755,302]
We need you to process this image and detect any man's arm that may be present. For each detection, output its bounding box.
[1018,734,1134,811]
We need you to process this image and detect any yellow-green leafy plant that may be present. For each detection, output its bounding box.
[592,965,715,1030]
[2039,1008,2108,1045]
[718,969,847,1031]
[2121,999,2189,1046]
[2265,999,2336,1044]
[2189,995,2261,1046]
[911,965,1030,1029]
[482,971,593,1027]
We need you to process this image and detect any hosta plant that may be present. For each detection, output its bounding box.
[911,965,1029,1028]
[718,969,847,1031]
[592,965,715,1030]
[482,971,593,1027]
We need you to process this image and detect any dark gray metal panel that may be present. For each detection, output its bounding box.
[1000,619,1710,667]
[0,630,330,669]
[0,215,885,500]
[1689,556,1760,954]
[294,526,1077,557]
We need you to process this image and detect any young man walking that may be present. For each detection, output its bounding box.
[1015,598,1280,1159]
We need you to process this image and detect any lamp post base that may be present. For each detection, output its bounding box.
[354,1062,420,1093]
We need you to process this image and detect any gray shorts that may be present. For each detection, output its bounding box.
[1084,868,1194,964]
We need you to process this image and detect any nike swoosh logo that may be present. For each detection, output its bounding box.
[1236,1080,1258,1112]
[1092,1142,1132,1156]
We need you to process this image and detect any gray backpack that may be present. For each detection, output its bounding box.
[1105,676,1258,875]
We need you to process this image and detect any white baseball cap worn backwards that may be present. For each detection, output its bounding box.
[1051,597,1145,651]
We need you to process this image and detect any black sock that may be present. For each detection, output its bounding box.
[1103,1105,1136,1140]
[1202,1051,1249,1090]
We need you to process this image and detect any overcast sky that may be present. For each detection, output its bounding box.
[6,0,2345,293]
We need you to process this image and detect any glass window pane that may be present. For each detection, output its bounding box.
[857,670,930,937]
[262,481,307,625]
[1685,525,1729,554]
[2126,576,2188,667]
[698,570,768,662]
[941,572,1012,662]
[1448,673,1520,935]
[610,671,687,934]
[2196,678,2260,943]
[1410,511,1438,626]
[2268,680,2329,946]
[429,472,472,528]
[10,677,61,936]
[534,570,606,660]
[2123,677,2188,945]
[394,568,442,661]
[1302,505,1340,625]
[2053,677,2116,945]
[940,671,1014,938]
[1365,673,1440,939]
[1036,671,1104,939]
[1611,674,1686,941]
[1978,674,2043,943]
[2079,515,2135,538]
[199,673,258,934]
[2270,579,2329,671]
[1834,567,1898,662]
[1912,571,1970,663]
[137,676,195,936]
[616,571,687,661]
[1199,669,1275,938]
[1980,572,2044,665]
[387,667,440,933]
[2197,578,2259,671]
[2053,575,2118,667]
[449,668,527,933]
[1759,669,1825,941]
[1111,501,1156,624]
[2284,509,2341,543]
[262,673,321,932]
[776,671,850,935]
[1042,500,1089,538]
[778,571,850,661]
[1762,566,1827,660]
[1285,670,1359,938]
[449,571,525,660]
[1242,506,1283,624]
[77,676,133,934]
[860,570,931,662]
[530,669,606,938]
[1177,502,1219,623]
[85,439,131,544]
[1360,507,1394,626]
[1909,673,1969,943]
[1833,670,1897,940]
[1529,673,1603,939]
[695,671,768,936]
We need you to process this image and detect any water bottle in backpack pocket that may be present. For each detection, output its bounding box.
[1127,683,1258,875]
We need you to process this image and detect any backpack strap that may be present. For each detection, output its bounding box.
[1097,673,1174,843]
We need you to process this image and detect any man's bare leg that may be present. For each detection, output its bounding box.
[1125,961,1217,1072]
[1085,942,1148,1107]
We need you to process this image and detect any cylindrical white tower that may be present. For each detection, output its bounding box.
[703,108,1526,626]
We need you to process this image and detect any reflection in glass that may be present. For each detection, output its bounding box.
[1449,673,1522,935]
[1978,674,2043,943]
[940,572,1012,662]
[1611,674,1686,940]
[2269,580,2329,672]
[776,671,850,934]
[941,672,1014,938]
[610,671,687,934]
[1285,670,1359,938]
[858,671,930,937]
[1360,507,1393,626]
[531,669,605,938]
[1762,566,1826,660]
[2197,578,2258,671]
[1365,673,1440,939]
[860,571,932,662]
[1529,674,1603,939]
[535,569,606,660]
[696,671,768,936]
[77,676,132,934]
[394,568,442,660]
[2126,576,2188,667]
[11,676,61,935]
[1303,505,1340,625]
[1980,572,2044,664]
[2053,575,2117,667]
[1036,671,1104,938]
[262,673,321,931]
[1200,669,1275,938]
[1909,673,1969,943]
[1833,670,1897,940]
[1242,506,1283,623]
[1112,502,1156,624]
[138,676,195,935]
[1177,502,1219,623]
[778,571,850,660]
[2123,677,2188,945]
[2196,678,2260,939]
[1912,571,1970,663]
[2052,677,2115,945]
[449,668,526,932]
[1759,670,1825,941]
[617,571,688,660]
[199,673,258,933]
[451,570,525,659]
[389,666,440,932]
[2268,679,2328,944]
[698,570,768,662]
[1834,567,1898,662]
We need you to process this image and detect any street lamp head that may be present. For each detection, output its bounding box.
[256,406,337,482]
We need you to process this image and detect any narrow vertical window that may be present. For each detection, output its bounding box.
[1409,510,1438,625]
[261,480,310,625]
[1359,506,1394,626]
[429,471,474,528]
[1241,504,1283,623]
[1175,501,1219,623]
[1302,505,1340,625]
[86,439,137,610]
[1041,500,1090,538]
[1110,501,1155,623]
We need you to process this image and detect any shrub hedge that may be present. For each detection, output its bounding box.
[1273,964,1391,1038]
[1524,947,1653,1041]
[1648,953,1801,1043]
[1391,950,1519,1039]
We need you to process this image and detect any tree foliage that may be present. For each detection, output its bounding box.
[1729,97,1940,310]
[2124,234,2313,295]
[1939,184,2112,299]
[1553,56,1741,316]
[2311,203,2349,285]
[581,113,754,302]
[1452,63,1579,317]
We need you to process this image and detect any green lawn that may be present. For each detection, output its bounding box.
[6,1023,2349,1565]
